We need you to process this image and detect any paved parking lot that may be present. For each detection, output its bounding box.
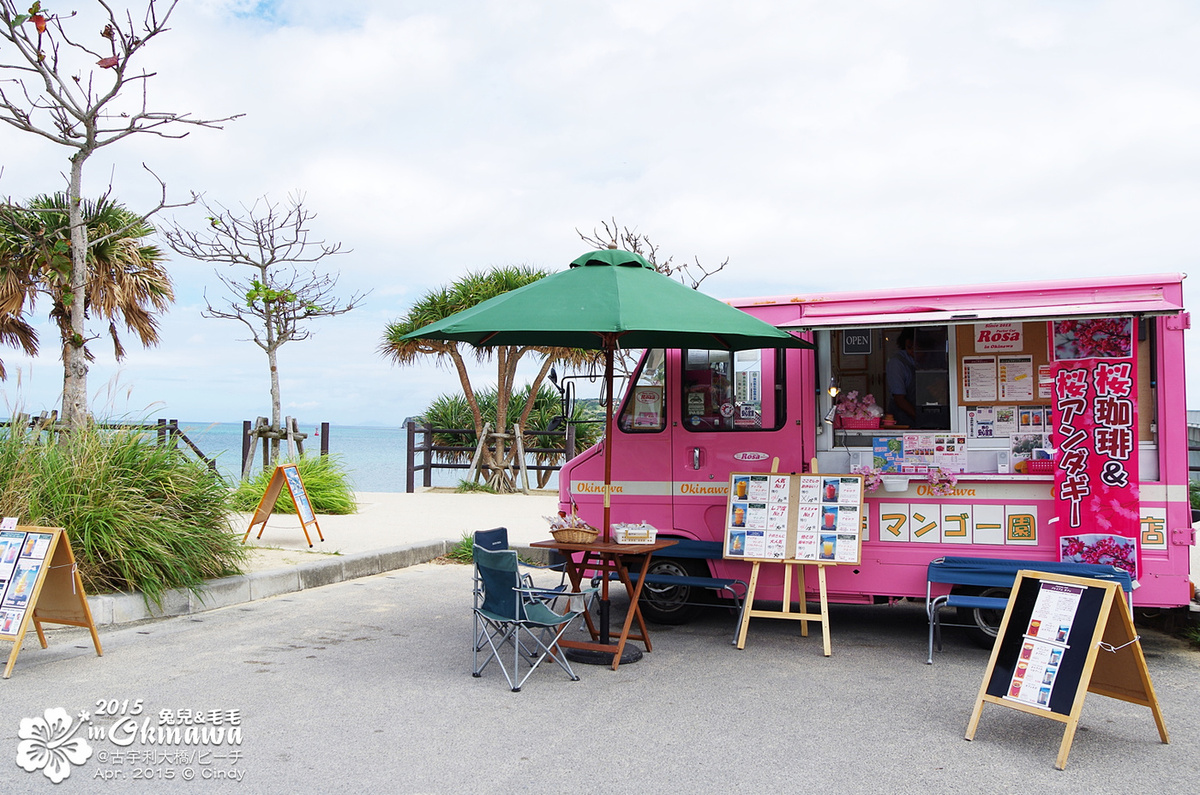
[2,561,1196,793]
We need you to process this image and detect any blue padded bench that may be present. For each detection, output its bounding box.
[926,555,1134,664]
[593,538,748,643]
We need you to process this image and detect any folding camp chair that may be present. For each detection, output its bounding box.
[473,527,568,589]
[472,544,596,691]
[471,527,570,655]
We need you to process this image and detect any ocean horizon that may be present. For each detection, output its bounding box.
[177,421,560,494]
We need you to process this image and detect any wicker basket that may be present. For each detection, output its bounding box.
[837,417,881,430]
[551,526,598,544]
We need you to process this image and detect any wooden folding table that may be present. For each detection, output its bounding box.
[530,537,677,670]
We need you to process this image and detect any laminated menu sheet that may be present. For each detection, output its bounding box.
[725,472,864,564]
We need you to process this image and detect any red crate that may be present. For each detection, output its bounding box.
[837,417,881,430]
[1027,459,1054,474]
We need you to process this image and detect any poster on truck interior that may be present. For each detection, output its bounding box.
[724,473,864,564]
[1049,317,1140,581]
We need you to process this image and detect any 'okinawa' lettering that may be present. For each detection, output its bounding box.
[677,483,730,496]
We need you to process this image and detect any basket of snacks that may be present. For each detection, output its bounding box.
[550,525,599,544]
[546,510,598,544]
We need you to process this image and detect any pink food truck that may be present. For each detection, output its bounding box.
[558,273,1195,633]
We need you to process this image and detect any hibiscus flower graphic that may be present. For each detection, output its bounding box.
[16,707,93,783]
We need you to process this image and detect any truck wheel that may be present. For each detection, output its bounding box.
[637,558,704,625]
[956,587,1009,648]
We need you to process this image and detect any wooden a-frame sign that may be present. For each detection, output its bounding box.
[243,464,324,547]
[966,570,1168,769]
[0,525,103,679]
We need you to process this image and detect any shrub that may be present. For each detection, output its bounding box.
[0,423,246,604]
[444,531,474,563]
[455,479,497,494]
[230,454,356,515]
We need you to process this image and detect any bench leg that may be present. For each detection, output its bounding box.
[927,596,948,664]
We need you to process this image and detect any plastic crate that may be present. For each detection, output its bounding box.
[837,417,881,430]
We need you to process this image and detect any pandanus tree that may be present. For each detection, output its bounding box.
[0,193,172,388]
[381,266,596,492]
[421,384,602,489]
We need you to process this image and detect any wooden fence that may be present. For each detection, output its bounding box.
[405,421,577,493]
[1,415,219,472]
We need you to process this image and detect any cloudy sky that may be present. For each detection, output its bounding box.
[1,0,1198,426]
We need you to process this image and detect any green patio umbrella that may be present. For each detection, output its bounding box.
[404,247,811,541]
[406,248,810,660]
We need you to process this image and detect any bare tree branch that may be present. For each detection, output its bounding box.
[0,0,240,425]
[163,193,366,463]
[576,216,727,289]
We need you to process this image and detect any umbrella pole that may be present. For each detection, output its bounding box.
[600,344,614,644]
[603,345,614,544]
[562,341,641,667]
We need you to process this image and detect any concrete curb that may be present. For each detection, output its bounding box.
[85,540,452,627]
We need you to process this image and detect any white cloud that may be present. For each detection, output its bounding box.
[2,0,1199,424]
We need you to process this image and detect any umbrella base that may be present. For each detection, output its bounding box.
[565,646,643,666]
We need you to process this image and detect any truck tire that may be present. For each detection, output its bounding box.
[956,586,1009,648]
[637,558,705,625]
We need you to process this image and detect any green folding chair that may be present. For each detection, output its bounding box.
[472,544,595,692]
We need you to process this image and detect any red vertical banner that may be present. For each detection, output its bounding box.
[1050,318,1140,580]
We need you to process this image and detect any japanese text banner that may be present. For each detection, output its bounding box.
[1050,318,1140,580]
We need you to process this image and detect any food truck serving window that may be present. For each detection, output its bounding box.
[829,326,951,430]
[817,317,1158,471]
[681,348,784,432]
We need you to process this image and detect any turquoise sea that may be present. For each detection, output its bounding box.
[178,422,560,493]
[177,422,450,493]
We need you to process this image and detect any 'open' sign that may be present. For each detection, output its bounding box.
[842,331,872,355]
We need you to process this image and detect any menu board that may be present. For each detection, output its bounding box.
[724,472,864,564]
[969,569,1167,770]
[282,464,316,524]
[1004,582,1084,710]
[982,573,1108,717]
[243,464,324,547]
[0,522,55,638]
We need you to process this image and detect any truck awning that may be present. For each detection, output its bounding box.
[781,297,1184,331]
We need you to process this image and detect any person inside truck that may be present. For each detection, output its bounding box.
[886,328,918,427]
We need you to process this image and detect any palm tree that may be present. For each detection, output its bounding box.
[380,265,596,491]
[0,251,39,380]
[0,193,173,402]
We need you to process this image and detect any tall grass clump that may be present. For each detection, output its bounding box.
[0,423,246,604]
[230,454,356,515]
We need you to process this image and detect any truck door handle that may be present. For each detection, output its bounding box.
[692,447,701,470]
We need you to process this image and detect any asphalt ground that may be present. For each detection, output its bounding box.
[1,561,1197,794]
